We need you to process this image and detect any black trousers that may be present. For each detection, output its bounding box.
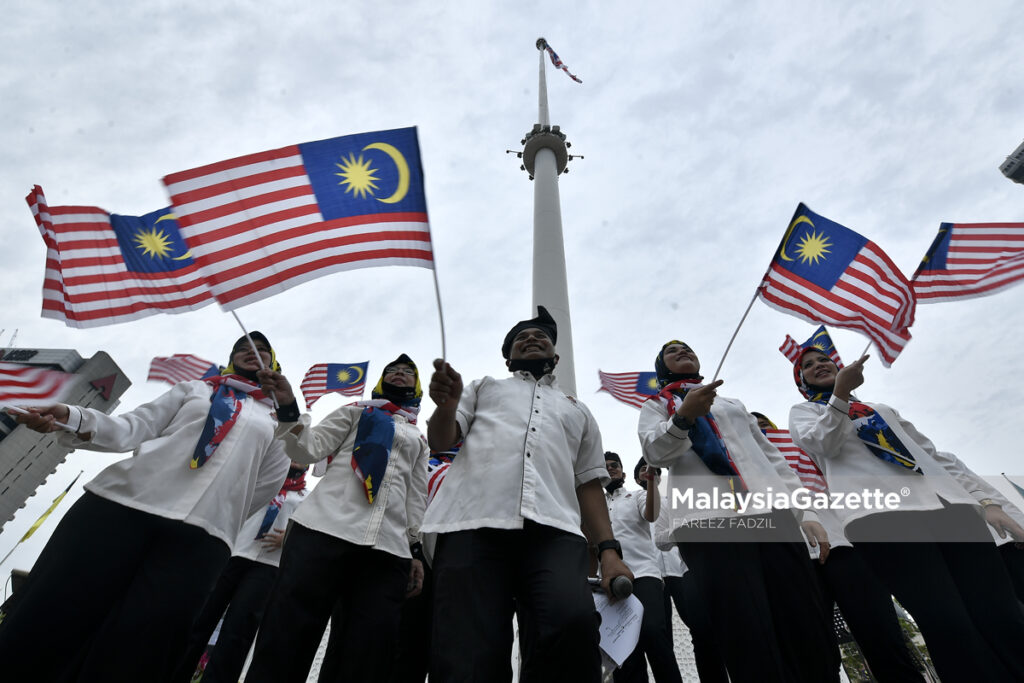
[999,542,1024,601]
[388,561,433,683]
[430,523,601,683]
[0,491,230,683]
[677,511,840,683]
[849,506,1024,683]
[245,523,411,683]
[614,576,681,683]
[663,574,728,683]
[171,555,278,683]
[815,546,924,683]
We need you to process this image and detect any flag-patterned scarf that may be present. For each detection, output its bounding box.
[656,380,745,488]
[809,394,921,474]
[351,398,420,503]
[256,469,308,539]
[190,375,272,469]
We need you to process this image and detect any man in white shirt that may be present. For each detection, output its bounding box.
[426,306,632,682]
[605,453,682,683]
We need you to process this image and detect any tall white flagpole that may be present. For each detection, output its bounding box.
[522,38,578,395]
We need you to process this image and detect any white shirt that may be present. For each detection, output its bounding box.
[606,486,661,580]
[276,404,428,560]
[788,397,977,528]
[233,486,308,566]
[64,380,290,549]
[421,372,609,538]
[936,451,1024,546]
[659,546,687,578]
[639,395,819,538]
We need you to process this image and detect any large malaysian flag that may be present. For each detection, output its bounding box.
[912,222,1024,302]
[758,203,915,366]
[27,185,213,328]
[163,127,433,310]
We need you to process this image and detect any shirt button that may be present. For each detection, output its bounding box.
[534,409,539,414]
[530,427,536,432]
[526,452,532,458]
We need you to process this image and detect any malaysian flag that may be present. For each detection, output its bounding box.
[597,370,660,409]
[163,127,433,310]
[779,325,844,368]
[148,354,219,385]
[912,222,1024,302]
[26,185,214,328]
[541,40,583,83]
[0,362,76,406]
[299,362,369,410]
[758,203,915,367]
[764,428,828,493]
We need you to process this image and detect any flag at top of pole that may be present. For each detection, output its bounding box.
[162,127,434,310]
[758,203,915,367]
[537,38,582,84]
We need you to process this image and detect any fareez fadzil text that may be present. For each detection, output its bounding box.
[671,487,903,515]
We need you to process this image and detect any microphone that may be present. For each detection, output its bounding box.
[610,575,633,599]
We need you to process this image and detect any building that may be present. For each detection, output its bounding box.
[0,346,130,533]
[1000,139,1024,184]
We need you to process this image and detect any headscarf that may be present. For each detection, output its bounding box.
[190,331,279,469]
[351,355,423,503]
[654,340,701,387]
[653,340,744,487]
[786,332,920,474]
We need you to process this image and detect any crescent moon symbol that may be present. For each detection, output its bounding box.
[363,142,410,204]
[153,212,194,261]
[347,364,366,383]
[779,215,814,262]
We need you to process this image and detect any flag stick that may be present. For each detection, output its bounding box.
[229,310,279,409]
[0,470,84,569]
[3,405,74,432]
[711,289,760,382]
[431,267,448,362]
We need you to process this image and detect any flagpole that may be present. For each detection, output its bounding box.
[3,405,74,432]
[0,470,84,570]
[711,289,760,382]
[229,310,279,409]
[431,267,448,362]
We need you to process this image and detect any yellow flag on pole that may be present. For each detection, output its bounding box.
[19,470,83,542]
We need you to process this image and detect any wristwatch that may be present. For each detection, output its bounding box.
[672,413,694,431]
[597,539,623,559]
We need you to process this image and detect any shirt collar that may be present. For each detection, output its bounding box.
[512,370,557,386]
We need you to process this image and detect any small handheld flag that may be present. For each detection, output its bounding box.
[597,370,659,409]
[148,354,219,385]
[913,222,1024,302]
[299,362,370,410]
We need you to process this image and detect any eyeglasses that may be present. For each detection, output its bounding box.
[385,367,416,377]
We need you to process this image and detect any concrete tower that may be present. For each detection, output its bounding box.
[519,37,579,395]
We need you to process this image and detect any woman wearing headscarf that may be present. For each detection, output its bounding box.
[788,338,1024,683]
[247,354,429,683]
[638,340,838,683]
[0,332,291,682]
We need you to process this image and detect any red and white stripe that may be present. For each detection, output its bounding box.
[759,243,914,367]
[148,354,217,385]
[163,145,434,310]
[26,185,213,328]
[597,370,652,409]
[0,362,76,406]
[299,363,366,410]
[765,429,828,493]
[913,223,1024,302]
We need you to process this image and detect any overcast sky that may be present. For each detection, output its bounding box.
[2,1,1023,574]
